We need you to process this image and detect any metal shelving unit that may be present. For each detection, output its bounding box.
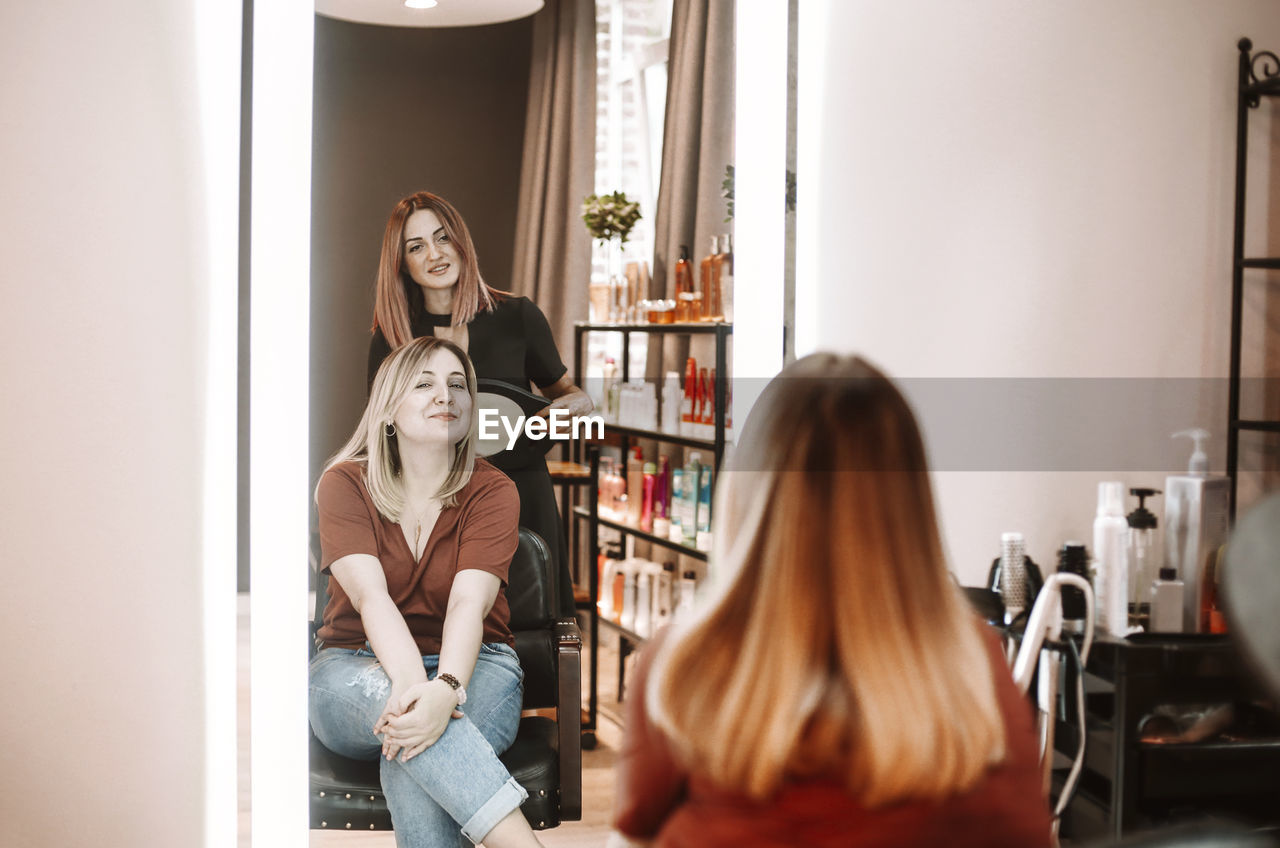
[1227,38,1280,519]
[571,321,731,741]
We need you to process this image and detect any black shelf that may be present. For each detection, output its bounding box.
[572,506,708,562]
[603,422,718,451]
[575,321,732,335]
[1239,257,1280,269]
[1231,419,1280,433]
[1052,633,1280,840]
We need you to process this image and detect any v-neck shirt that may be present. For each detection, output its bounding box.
[315,458,520,655]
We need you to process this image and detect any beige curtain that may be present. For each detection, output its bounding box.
[649,0,736,300]
[511,0,597,362]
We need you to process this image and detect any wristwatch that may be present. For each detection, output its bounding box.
[436,672,467,706]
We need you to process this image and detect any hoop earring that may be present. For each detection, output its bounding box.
[384,421,397,437]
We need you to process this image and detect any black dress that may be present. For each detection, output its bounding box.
[368,294,575,616]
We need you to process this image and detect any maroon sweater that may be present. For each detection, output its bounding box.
[614,628,1053,847]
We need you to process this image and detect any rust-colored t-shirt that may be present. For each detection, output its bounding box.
[614,626,1053,848]
[315,459,519,655]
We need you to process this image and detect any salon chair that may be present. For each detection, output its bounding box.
[308,527,583,831]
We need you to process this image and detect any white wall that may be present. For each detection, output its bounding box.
[796,0,1280,583]
[0,1,231,843]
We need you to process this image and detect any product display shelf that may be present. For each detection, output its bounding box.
[571,505,710,562]
[1051,632,1280,842]
[571,321,732,739]
[1228,39,1280,518]
[603,421,717,451]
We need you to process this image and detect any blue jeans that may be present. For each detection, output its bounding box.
[309,642,527,847]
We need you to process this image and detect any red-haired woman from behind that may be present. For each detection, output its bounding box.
[611,353,1052,847]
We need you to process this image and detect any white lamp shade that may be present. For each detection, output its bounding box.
[316,0,544,28]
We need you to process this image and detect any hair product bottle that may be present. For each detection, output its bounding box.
[634,561,653,637]
[699,236,719,322]
[640,462,656,533]
[678,569,698,615]
[668,467,684,542]
[652,455,671,539]
[1056,541,1090,634]
[619,559,638,631]
[1126,487,1160,629]
[673,245,694,322]
[680,357,698,437]
[682,452,702,545]
[1149,567,1184,633]
[697,367,711,439]
[626,447,644,528]
[661,371,681,433]
[1094,481,1130,638]
[695,464,714,551]
[655,561,676,627]
[1164,429,1229,632]
[717,233,733,323]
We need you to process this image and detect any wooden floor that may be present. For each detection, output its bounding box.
[237,595,629,847]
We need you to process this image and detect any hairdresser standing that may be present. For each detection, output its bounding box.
[368,191,591,617]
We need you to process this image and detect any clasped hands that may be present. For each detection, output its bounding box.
[374,679,464,763]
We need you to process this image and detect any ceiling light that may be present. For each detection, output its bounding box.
[318,1,544,28]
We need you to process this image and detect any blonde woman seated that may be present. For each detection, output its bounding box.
[612,354,1051,847]
[309,336,543,848]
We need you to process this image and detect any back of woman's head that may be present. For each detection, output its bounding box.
[649,352,1006,807]
[373,191,496,347]
[323,336,479,516]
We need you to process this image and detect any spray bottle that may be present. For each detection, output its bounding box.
[1094,481,1130,638]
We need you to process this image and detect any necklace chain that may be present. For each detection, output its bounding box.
[408,500,437,553]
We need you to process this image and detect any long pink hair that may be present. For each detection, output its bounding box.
[372,191,506,348]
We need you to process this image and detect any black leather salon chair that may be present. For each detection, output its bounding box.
[308,527,583,831]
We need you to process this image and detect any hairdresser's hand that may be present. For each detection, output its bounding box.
[376,680,463,762]
[533,376,594,421]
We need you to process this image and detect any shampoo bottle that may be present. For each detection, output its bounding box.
[1164,429,1230,632]
[626,447,644,528]
[680,357,698,436]
[695,464,713,551]
[652,455,671,539]
[640,462,656,533]
[673,246,694,321]
[682,453,702,544]
[669,468,685,542]
[661,371,681,433]
[699,236,719,322]
[1094,481,1130,638]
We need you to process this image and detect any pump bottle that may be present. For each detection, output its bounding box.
[1164,429,1229,632]
[1126,487,1161,629]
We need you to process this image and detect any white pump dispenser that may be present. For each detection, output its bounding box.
[1173,428,1210,475]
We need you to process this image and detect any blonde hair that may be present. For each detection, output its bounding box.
[372,191,506,349]
[647,353,1006,807]
[320,336,480,518]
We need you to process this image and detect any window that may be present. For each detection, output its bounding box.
[588,0,673,381]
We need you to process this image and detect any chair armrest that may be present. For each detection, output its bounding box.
[553,617,583,821]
